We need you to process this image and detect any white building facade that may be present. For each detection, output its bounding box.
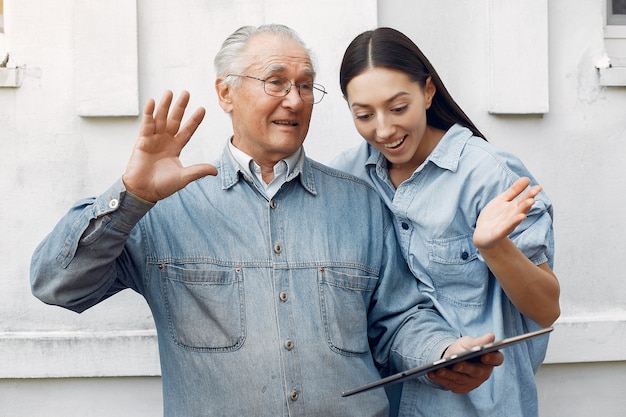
[1,0,625,415]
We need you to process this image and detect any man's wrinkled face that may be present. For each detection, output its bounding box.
[220,33,315,167]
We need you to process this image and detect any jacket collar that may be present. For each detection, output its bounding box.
[219,143,317,196]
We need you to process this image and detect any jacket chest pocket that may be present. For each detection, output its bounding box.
[161,265,245,352]
[426,233,489,307]
[318,268,378,356]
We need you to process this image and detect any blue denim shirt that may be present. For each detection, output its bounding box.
[31,147,459,417]
[331,124,554,417]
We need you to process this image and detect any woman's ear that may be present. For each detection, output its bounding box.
[215,78,233,113]
[425,76,436,109]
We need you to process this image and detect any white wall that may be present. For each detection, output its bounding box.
[1,0,625,416]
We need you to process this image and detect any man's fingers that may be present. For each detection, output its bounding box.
[139,98,157,137]
[176,106,206,146]
[428,367,483,394]
[472,332,496,347]
[138,91,204,151]
[479,351,504,366]
[182,164,218,185]
[154,90,174,133]
[167,90,192,136]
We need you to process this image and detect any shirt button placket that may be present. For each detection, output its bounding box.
[269,197,301,409]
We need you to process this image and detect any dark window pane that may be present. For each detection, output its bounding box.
[613,0,626,14]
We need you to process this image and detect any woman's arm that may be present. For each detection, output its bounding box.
[473,177,560,327]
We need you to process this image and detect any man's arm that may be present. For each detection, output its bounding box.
[428,334,504,394]
[30,182,153,312]
[368,211,503,393]
[30,91,216,312]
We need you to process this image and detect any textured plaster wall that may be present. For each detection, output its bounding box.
[1,0,625,415]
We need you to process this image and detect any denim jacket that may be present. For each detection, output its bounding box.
[331,124,554,417]
[31,147,458,417]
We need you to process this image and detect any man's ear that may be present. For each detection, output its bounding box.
[215,77,233,113]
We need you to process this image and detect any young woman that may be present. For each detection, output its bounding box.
[331,27,560,417]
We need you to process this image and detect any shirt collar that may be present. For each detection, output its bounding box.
[220,145,316,195]
[228,139,301,179]
[367,124,473,175]
[426,124,473,172]
[225,138,306,198]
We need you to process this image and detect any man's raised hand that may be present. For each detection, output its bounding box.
[123,90,217,202]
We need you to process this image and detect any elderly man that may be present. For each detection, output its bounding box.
[31,24,501,416]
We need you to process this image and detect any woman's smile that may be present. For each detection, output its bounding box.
[384,134,408,149]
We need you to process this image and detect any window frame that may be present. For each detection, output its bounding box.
[0,0,4,33]
[601,1,626,85]
[605,0,626,67]
[607,0,626,25]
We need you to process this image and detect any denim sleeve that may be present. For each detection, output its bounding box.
[30,179,154,313]
[328,143,372,182]
[367,211,458,388]
[511,198,554,268]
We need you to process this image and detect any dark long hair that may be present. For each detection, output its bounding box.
[340,27,486,140]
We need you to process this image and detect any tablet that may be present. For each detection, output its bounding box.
[341,326,553,397]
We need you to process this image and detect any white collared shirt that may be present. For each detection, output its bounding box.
[228,139,302,199]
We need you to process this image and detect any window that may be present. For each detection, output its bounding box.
[0,0,4,33]
[608,0,626,25]
[600,0,626,85]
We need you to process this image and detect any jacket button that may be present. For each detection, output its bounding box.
[284,339,294,351]
[401,222,409,230]
[274,244,282,254]
[279,292,288,302]
[289,389,298,401]
[461,251,469,260]
[270,199,277,209]
[108,198,119,209]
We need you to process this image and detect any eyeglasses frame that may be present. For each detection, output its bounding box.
[227,74,327,104]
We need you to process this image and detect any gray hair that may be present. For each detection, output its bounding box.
[214,24,316,88]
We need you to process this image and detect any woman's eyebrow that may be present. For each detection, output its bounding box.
[350,91,410,108]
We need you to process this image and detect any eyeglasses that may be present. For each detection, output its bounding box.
[227,74,327,104]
